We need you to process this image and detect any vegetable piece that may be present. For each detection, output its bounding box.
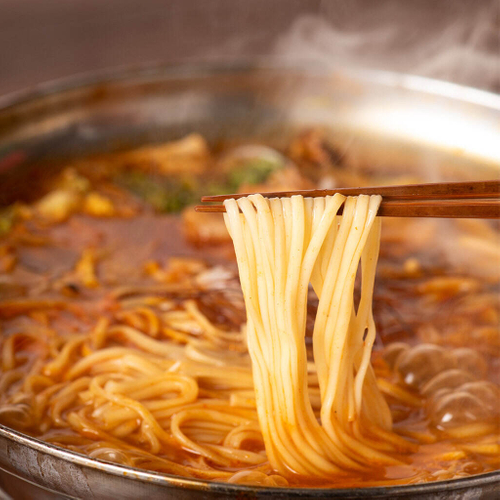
[36,189,83,222]
[83,192,115,217]
[219,145,287,191]
[116,172,198,213]
[116,134,210,175]
[182,206,231,246]
[0,208,15,236]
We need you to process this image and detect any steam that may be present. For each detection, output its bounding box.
[271,1,500,275]
[274,0,499,91]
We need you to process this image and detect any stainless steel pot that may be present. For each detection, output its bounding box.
[0,61,499,499]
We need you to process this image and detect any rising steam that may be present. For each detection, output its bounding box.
[274,0,499,91]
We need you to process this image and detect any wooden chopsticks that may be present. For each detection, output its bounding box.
[195,180,500,219]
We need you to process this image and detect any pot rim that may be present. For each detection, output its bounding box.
[2,423,499,497]
[0,58,499,113]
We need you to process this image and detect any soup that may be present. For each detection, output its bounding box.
[0,130,498,488]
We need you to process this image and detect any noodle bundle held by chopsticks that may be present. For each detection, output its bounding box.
[224,193,412,478]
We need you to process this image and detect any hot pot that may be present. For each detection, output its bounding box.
[0,61,498,499]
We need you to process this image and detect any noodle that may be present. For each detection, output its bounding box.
[223,194,410,478]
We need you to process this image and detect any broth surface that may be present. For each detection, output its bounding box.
[0,131,498,487]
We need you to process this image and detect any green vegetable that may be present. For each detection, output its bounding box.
[116,172,199,213]
[227,159,282,191]
[0,207,15,237]
[115,154,284,214]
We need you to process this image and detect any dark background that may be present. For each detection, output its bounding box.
[0,0,498,97]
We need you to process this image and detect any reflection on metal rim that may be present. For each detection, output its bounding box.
[1,58,500,111]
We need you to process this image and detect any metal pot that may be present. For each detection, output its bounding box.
[0,61,499,499]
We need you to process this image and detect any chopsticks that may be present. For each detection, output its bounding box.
[195,180,500,218]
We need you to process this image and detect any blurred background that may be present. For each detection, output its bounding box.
[0,0,498,97]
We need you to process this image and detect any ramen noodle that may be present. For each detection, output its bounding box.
[223,193,415,477]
